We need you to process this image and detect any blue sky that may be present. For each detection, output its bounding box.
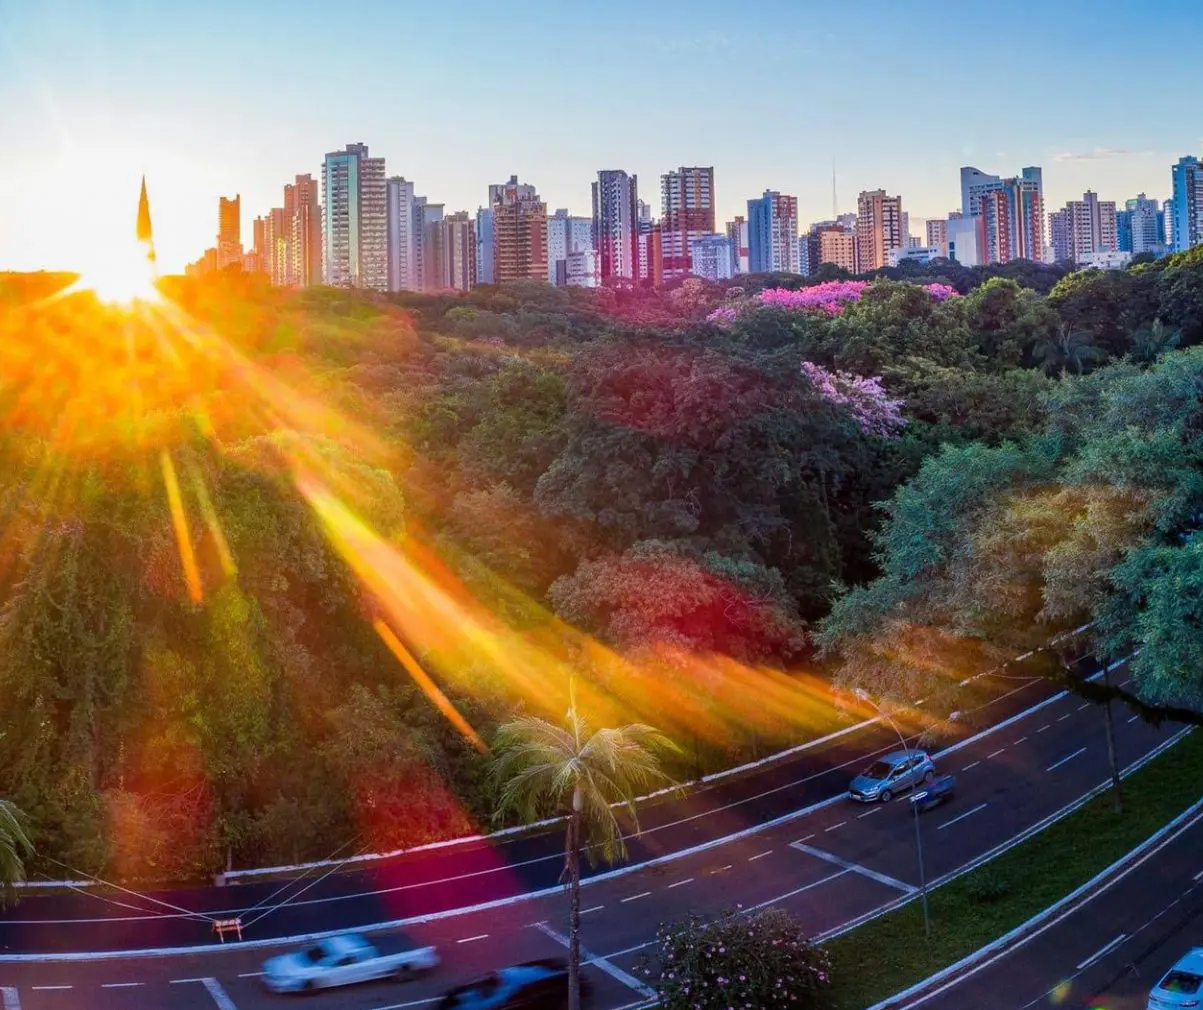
[1,0,1200,272]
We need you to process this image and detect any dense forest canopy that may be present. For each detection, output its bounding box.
[1,247,1201,881]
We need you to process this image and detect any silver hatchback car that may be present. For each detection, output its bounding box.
[1148,948,1203,1009]
[849,749,936,803]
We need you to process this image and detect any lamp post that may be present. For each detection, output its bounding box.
[856,689,931,938]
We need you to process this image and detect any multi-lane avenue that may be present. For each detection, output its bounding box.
[0,663,1192,1010]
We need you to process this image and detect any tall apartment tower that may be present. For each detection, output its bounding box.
[856,190,903,272]
[926,218,948,250]
[1127,194,1166,256]
[286,174,322,287]
[1170,156,1203,253]
[489,175,548,284]
[725,216,749,274]
[475,208,495,285]
[386,176,419,292]
[960,167,1003,218]
[217,195,242,269]
[747,190,799,273]
[547,209,593,285]
[440,211,477,292]
[1049,190,1117,263]
[976,170,1044,264]
[322,142,387,290]
[660,166,715,278]
[592,170,639,284]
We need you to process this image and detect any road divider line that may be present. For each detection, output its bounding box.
[100,982,142,988]
[1076,933,1127,970]
[1036,725,1050,733]
[961,762,980,771]
[1077,703,1090,711]
[937,804,988,832]
[581,905,604,915]
[987,748,1006,759]
[1013,737,1027,745]
[743,869,852,913]
[621,892,651,903]
[1047,747,1087,772]
[1057,713,1072,722]
[826,821,848,832]
[1128,715,1140,724]
[456,934,488,943]
[31,987,72,991]
[202,978,238,1010]
[1194,869,1203,881]
[667,878,693,889]
[170,978,208,984]
[535,922,653,998]
[791,842,917,894]
[374,999,440,1010]
[710,865,732,875]
[748,851,772,861]
[858,808,882,819]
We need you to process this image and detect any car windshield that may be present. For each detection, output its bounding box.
[864,761,895,779]
[303,945,327,964]
[1161,970,1203,994]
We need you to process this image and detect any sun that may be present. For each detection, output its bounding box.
[75,235,160,306]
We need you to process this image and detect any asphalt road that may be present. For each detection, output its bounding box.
[0,673,1066,955]
[0,666,1183,1010]
[895,790,1203,1010]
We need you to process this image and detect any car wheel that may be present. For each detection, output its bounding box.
[302,980,316,995]
[924,770,935,784]
[395,965,414,982]
[880,789,892,803]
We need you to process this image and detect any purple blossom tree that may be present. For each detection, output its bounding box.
[800,360,907,437]
[706,279,957,327]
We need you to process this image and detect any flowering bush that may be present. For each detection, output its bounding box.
[706,279,957,326]
[801,361,907,437]
[643,907,834,1010]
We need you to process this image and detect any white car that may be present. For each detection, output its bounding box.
[1148,947,1203,1009]
[260,932,439,994]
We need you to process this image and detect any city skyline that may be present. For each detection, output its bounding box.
[3,0,1203,273]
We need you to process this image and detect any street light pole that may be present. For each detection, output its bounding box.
[857,690,931,938]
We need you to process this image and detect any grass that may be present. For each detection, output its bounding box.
[827,726,1203,1009]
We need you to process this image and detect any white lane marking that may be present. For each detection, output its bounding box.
[798,832,816,842]
[1036,724,1050,733]
[1014,737,1028,745]
[1193,869,1203,881]
[1077,703,1090,711]
[743,868,852,913]
[667,878,693,888]
[961,761,980,771]
[236,972,261,978]
[987,748,1006,759]
[202,978,238,1010]
[1047,747,1088,772]
[1128,715,1140,724]
[710,864,732,874]
[1057,713,1072,722]
[748,850,772,861]
[825,821,848,831]
[534,921,653,998]
[791,842,917,894]
[32,987,73,991]
[858,807,883,819]
[373,999,440,1010]
[456,934,489,943]
[0,988,16,1010]
[581,905,604,915]
[101,983,143,988]
[937,803,988,832]
[1076,932,1128,970]
[621,892,651,903]
[171,978,209,983]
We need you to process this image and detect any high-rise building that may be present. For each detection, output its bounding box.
[947,216,980,266]
[660,166,715,278]
[637,220,663,287]
[322,143,387,290]
[1116,209,1133,253]
[217,195,242,269]
[547,208,593,285]
[386,176,419,292]
[1049,191,1118,264]
[286,174,322,287]
[926,218,948,252]
[855,190,903,272]
[976,171,1044,264]
[592,170,639,284]
[688,234,735,282]
[564,249,600,288]
[490,175,548,284]
[747,190,799,273]
[960,167,1002,218]
[725,217,749,274]
[1126,194,1166,257]
[475,208,495,285]
[816,224,857,274]
[1170,156,1203,253]
[441,211,477,292]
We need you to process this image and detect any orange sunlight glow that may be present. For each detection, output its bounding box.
[73,234,159,306]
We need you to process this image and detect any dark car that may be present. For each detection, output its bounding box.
[437,959,592,1009]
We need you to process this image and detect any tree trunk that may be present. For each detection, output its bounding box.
[567,795,582,1010]
[1102,666,1124,814]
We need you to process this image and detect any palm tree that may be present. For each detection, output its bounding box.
[1035,325,1104,376]
[1131,319,1182,364]
[492,707,678,1010]
[0,799,33,905]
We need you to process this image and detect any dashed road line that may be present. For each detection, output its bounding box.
[744,868,851,912]
[1047,746,1088,772]
[825,821,848,832]
[32,987,73,991]
[710,864,733,874]
[621,891,651,903]
[1057,713,1072,722]
[581,905,604,915]
[1036,724,1050,733]
[987,748,1006,759]
[798,832,816,842]
[374,999,441,1010]
[535,921,653,998]
[1194,868,1203,881]
[1128,715,1140,724]
[457,934,489,943]
[667,878,693,888]
[236,972,261,978]
[202,978,238,1010]
[1075,932,1127,970]
[1077,703,1090,711]
[170,978,209,984]
[791,841,917,894]
[937,803,988,831]
[748,850,772,861]
[101,983,143,989]
[962,761,980,771]
[857,807,883,819]
[1013,737,1027,745]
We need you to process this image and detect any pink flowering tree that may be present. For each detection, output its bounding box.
[801,360,907,437]
[643,907,834,1010]
[707,279,956,326]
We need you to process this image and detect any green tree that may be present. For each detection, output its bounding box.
[0,799,33,903]
[1034,325,1104,376]
[491,709,677,1010]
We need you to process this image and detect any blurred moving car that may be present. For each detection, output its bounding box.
[1148,948,1203,1009]
[260,931,438,994]
[849,749,936,803]
[910,773,956,813]
[437,958,592,1009]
